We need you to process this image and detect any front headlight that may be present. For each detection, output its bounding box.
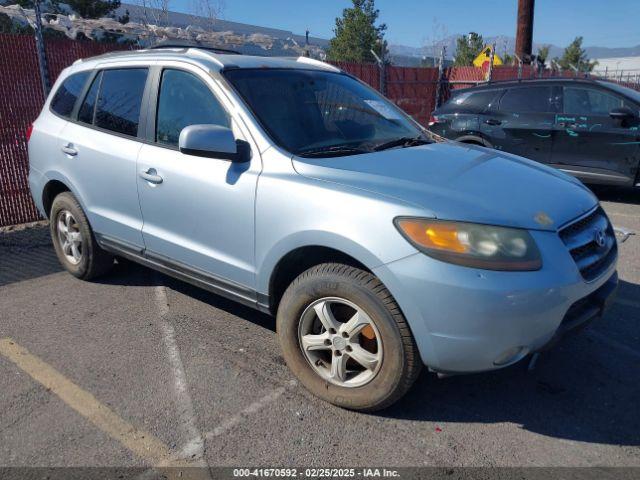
[394,218,542,271]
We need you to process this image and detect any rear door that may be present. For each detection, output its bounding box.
[483,85,559,164]
[60,67,149,249]
[550,84,640,185]
[430,89,501,142]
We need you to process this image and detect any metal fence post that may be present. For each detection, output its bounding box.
[487,42,496,82]
[33,0,50,96]
[515,54,523,80]
[434,46,446,108]
[370,48,386,95]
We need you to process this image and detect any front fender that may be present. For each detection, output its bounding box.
[255,229,392,295]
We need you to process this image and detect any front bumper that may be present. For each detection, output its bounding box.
[373,229,618,373]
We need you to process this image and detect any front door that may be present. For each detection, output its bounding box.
[550,85,640,185]
[482,85,559,164]
[136,67,259,290]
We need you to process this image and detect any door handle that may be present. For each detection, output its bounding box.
[558,122,577,129]
[484,118,502,126]
[139,168,163,184]
[61,144,78,156]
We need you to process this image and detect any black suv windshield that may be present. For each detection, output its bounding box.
[224,68,426,156]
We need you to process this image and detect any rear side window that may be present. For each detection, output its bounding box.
[155,69,230,147]
[500,86,555,113]
[440,90,500,114]
[94,69,148,137]
[77,72,101,124]
[50,72,90,118]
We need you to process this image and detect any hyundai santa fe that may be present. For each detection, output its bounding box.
[28,45,618,411]
[429,78,640,187]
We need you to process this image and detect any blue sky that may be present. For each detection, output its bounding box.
[171,0,639,48]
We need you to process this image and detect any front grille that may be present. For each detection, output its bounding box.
[558,207,617,282]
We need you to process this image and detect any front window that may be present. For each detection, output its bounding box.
[564,86,627,116]
[156,69,230,147]
[224,68,426,157]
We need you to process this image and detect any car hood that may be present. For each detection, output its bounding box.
[292,142,598,231]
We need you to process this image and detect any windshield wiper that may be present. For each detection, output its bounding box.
[297,145,371,158]
[372,135,430,152]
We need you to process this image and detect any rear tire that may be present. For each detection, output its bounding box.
[277,263,422,411]
[50,192,114,280]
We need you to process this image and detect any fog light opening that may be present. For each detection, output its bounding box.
[493,346,528,366]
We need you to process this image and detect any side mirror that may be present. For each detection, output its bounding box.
[609,107,636,121]
[179,124,251,163]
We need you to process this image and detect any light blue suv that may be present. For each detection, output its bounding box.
[28,45,618,411]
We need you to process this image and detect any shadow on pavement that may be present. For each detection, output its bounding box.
[100,260,277,333]
[0,225,62,286]
[383,278,640,448]
[104,260,640,448]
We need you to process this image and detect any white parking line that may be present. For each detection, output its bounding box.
[205,380,297,439]
[154,283,207,467]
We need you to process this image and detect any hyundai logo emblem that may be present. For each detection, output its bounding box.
[594,228,607,248]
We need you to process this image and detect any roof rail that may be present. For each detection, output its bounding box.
[296,56,340,72]
[148,40,241,55]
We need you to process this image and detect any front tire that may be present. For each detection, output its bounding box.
[277,263,422,411]
[50,192,114,280]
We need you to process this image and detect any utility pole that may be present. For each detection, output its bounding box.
[515,0,534,64]
[33,0,50,96]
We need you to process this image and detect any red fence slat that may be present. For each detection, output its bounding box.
[1,32,639,227]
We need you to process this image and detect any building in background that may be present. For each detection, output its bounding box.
[592,56,640,80]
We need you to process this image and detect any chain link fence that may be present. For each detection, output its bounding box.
[1,32,638,227]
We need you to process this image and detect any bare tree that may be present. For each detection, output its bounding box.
[136,0,171,27]
[188,0,225,31]
[422,17,448,67]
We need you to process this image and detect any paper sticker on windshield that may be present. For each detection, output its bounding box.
[364,100,403,120]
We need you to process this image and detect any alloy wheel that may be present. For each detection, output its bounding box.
[56,210,83,265]
[298,297,383,388]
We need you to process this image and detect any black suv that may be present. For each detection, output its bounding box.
[429,78,640,187]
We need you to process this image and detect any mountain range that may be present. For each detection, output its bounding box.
[389,35,640,61]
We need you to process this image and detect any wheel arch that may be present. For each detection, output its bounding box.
[266,244,372,316]
[42,179,71,218]
[40,171,88,220]
[259,230,395,315]
[455,134,493,148]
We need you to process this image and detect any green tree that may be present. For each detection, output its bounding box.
[555,36,597,72]
[454,32,484,66]
[326,0,387,63]
[66,0,121,18]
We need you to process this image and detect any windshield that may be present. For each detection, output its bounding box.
[224,68,426,156]
[597,80,640,105]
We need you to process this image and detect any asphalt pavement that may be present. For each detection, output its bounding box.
[0,187,639,476]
